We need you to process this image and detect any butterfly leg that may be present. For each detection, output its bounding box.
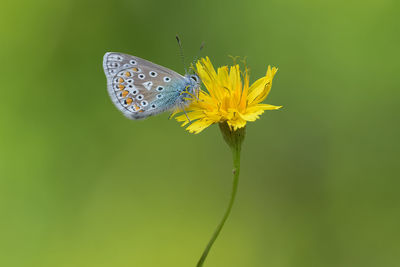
[180,103,191,123]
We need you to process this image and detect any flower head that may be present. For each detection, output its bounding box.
[175,57,282,133]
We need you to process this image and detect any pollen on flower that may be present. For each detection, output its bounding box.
[173,57,282,134]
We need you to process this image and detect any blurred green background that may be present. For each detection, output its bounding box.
[1,0,399,266]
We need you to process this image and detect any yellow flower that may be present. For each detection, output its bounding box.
[175,57,282,134]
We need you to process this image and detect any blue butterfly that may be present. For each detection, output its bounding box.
[103,52,200,119]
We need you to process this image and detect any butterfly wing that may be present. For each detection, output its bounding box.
[103,52,188,119]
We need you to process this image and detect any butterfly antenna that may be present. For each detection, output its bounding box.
[176,35,188,74]
[191,41,205,72]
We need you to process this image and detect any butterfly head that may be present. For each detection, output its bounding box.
[187,73,201,87]
[179,74,201,104]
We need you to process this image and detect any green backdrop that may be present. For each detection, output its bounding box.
[1,0,399,266]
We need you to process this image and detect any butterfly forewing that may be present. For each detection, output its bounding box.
[103,52,186,119]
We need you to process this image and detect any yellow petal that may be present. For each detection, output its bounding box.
[253,66,278,104]
[186,119,214,134]
[175,110,206,124]
[239,67,250,111]
[240,104,282,121]
[239,111,263,121]
[217,66,229,90]
[227,117,247,131]
[247,76,268,103]
[229,65,241,93]
[254,103,282,110]
[247,66,278,104]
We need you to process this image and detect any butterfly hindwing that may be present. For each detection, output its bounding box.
[103,52,187,119]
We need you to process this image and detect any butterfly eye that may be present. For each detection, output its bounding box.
[157,94,163,99]
[141,100,148,107]
[129,60,137,65]
[157,86,164,91]
[163,77,171,82]
[190,75,198,82]
[149,71,157,77]
[137,94,144,100]
[151,104,156,109]
[138,74,145,79]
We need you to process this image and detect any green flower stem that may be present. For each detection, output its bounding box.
[196,123,245,267]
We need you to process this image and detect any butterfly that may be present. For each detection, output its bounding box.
[103,52,201,120]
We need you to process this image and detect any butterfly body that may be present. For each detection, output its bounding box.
[103,52,200,120]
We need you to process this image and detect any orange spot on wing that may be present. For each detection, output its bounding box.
[118,78,124,83]
[118,84,124,90]
[132,67,138,72]
[125,72,131,77]
[126,98,133,105]
[134,104,140,111]
[122,90,129,97]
